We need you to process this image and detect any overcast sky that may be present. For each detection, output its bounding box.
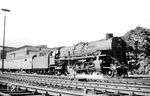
[0,0,150,48]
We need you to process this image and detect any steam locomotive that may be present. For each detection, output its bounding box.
[0,34,128,78]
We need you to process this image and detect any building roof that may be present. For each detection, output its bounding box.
[7,45,32,53]
[0,46,16,49]
[6,45,50,53]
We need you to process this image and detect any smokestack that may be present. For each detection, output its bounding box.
[106,33,113,39]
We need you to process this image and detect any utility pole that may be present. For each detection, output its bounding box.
[1,8,10,74]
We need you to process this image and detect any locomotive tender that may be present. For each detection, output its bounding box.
[0,34,128,78]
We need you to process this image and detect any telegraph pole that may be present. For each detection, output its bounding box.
[1,8,10,74]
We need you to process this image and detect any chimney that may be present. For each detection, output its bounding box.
[106,33,113,39]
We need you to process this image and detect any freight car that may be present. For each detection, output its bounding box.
[0,55,33,72]
[0,34,128,78]
[0,49,56,74]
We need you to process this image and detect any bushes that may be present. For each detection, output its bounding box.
[123,26,150,75]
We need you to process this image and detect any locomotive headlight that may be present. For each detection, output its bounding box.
[117,44,122,48]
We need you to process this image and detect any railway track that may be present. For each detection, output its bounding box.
[3,72,150,86]
[0,73,150,96]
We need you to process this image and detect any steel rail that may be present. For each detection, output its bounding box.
[3,72,150,85]
[1,74,150,89]
[1,74,150,86]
